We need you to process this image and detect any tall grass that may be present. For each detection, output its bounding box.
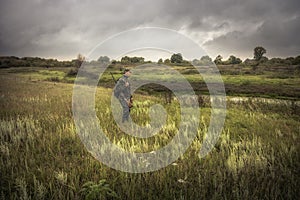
[0,72,299,199]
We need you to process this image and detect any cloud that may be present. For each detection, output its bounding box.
[204,15,300,59]
[0,0,299,60]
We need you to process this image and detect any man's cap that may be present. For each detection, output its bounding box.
[124,68,131,73]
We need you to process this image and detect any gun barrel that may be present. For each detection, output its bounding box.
[110,72,117,84]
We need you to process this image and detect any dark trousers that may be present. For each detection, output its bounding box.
[118,98,130,122]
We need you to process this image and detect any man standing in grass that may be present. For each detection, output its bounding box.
[114,69,132,122]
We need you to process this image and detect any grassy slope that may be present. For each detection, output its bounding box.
[0,68,299,199]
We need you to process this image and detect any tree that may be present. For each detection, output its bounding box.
[227,55,242,64]
[285,57,294,64]
[192,59,201,66]
[130,56,144,63]
[75,54,85,68]
[294,55,300,65]
[214,55,223,65]
[121,56,130,64]
[200,55,212,65]
[158,58,163,64]
[77,54,85,62]
[260,56,268,63]
[97,56,110,63]
[244,58,256,65]
[164,58,171,64]
[170,53,183,63]
[120,56,144,64]
[254,46,266,61]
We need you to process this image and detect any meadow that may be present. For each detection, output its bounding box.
[0,66,299,199]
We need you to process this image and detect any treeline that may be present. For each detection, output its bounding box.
[0,55,150,69]
[1,46,300,69]
[0,56,78,68]
[163,47,300,66]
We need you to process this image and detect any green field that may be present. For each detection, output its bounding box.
[0,66,299,199]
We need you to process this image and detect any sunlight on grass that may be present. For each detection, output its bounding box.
[0,70,299,199]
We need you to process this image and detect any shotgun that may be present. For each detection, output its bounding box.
[110,72,117,84]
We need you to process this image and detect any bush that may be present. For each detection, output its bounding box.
[67,68,78,76]
[47,77,60,82]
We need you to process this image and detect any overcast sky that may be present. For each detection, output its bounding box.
[0,0,299,61]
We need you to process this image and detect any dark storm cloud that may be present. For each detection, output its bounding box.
[0,0,167,59]
[203,16,300,59]
[0,0,299,60]
[158,0,300,59]
[200,0,300,59]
